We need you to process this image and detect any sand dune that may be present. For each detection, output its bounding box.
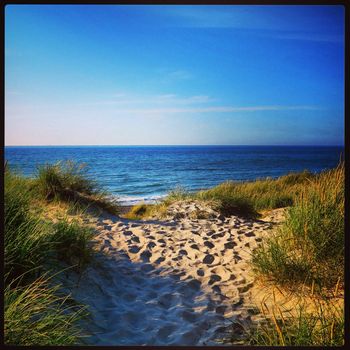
[56,201,285,345]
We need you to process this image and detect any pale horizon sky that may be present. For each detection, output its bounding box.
[5,5,345,146]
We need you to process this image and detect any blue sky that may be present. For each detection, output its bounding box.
[5,5,344,146]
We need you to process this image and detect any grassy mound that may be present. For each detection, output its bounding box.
[252,163,344,289]
[4,167,97,345]
[125,170,315,219]
[35,161,119,215]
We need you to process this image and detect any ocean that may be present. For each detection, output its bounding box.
[5,145,344,205]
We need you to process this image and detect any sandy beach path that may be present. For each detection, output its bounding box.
[56,202,284,345]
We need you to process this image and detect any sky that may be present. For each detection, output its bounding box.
[5,5,345,146]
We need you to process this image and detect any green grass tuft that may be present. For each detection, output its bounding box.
[126,170,315,219]
[50,219,94,269]
[4,274,87,346]
[4,168,93,344]
[252,163,344,289]
[247,298,344,346]
[5,170,51,282]
[36,161,97,199]
[35,161,119,214]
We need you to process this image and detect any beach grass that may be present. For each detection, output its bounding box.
[5,169,95,282]
[244,163,344,346]
[36,161,98,199]
[4,166,98,345]
[125,169,316,219]
[5,169,51,282]
[50,219,94,269]
[35,161,119,215]
[252,163,344,289]
[123,202,153,220]
[230,292,344,346]
[4,273,87,346]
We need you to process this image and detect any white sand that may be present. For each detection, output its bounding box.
[56,202,284,345]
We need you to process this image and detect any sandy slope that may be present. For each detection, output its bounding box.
[56,202,285,345]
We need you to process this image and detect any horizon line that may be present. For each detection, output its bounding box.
[5,144,344,147]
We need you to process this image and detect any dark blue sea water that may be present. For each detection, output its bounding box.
[5,146,344,205]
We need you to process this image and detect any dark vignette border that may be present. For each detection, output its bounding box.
[0,1,348,349]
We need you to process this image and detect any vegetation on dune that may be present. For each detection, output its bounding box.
[4,165,101,345]
[226,292,344,346]
[125,169,316,219]
[36,161,97,199]
[5,169,95,283]
[5,170,51,282]
[4,274,87,346]
[195,170,314,217]
[50,219,93,269]
[35,161,119,214]
[252,163,344,289]
[245,163,344,346]
[123,202,153,220]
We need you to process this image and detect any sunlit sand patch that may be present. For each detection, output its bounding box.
[55,202,285,345]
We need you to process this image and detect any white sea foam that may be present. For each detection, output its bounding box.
[116,194,166,206]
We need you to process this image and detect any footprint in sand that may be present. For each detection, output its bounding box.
[211,233,224,239]
[197,269,205,277]
[154,256,166,264]
[208,274,221,285]
[180,309,198,322]
[158,294,174,309]
[140,263,153,272]
[187,279,201,291]
[245,231,255,237]
[215,305,226,314]
[204,241,215,249]
[203,254,214,264]
[131,236,140,243]
[140,250,152,262]
[129,245,141,254]
[122,292,137,302]
[224,241,236,249]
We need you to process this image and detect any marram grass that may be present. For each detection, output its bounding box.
[126,169,316,219]
[35,160,119,214]
[246,293,344,346]
[4,273,87,346]
[4,166,97,345]
[252,162,344,289]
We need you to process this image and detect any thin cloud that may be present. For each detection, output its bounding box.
[167,69,193,80]
[75,93,215,107]
[260,31,343,43]
[114,105,321,115]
